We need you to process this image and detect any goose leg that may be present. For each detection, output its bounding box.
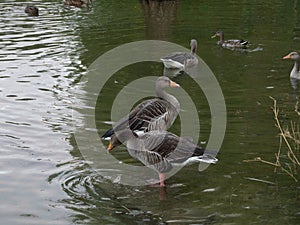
[159,173,165,187]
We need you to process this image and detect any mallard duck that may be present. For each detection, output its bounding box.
[107,130,218,187]
[25,5,39,16]
[283,52,300,79]
[101,76,180,140]
[160,39,198,70]
[211,31,248,49]
[64,0,91,7]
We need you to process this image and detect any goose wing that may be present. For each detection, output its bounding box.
[127,130,217,173]
[161,52,192,65]
[101,98,178,139]
[128,131,201,172]
[224,39,248,48]
[127,131,174,173]
[128,147,173,173]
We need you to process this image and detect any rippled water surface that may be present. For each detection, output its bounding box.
[1,0,300,224]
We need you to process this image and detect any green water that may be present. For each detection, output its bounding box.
[0,0,299,224]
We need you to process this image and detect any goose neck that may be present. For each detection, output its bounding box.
[291,60,300,78]
[191,46,197,54]
[156,87,179,110]
[219,33,224,43]
[156,87,168,99]
[156,87,172,101]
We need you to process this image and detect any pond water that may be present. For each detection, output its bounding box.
[1,0,300,224]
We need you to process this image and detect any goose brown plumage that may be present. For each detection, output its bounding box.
[101,76,180,140]
[107,130,218,187]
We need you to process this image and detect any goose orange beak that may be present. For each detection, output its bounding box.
[283,54,291,59]
[169,80,180,88]
[107,143,114,151]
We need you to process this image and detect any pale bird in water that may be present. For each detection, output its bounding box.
[283,52,300,80]
[160,39,198,70]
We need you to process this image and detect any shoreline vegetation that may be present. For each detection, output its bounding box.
[244,97,300,182]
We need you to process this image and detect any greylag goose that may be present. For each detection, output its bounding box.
[107,130,218,187]
[283,52,300,79]
[160,39,198,70]
[101,76,180,140]
[25,5,39,16]
[211,31,248,49]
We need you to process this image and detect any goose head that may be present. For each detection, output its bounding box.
[156,76,180,90]
[107,130,137,151]
[211,31,223,39]
[283,52,300,61]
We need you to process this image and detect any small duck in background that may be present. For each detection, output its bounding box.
[211,31,248,49]
[283,52,300,80]
[25,5,39,16]
[64,0,92,7]
[160,39,198,70]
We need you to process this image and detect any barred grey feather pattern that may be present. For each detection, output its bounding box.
[101,77,180,139]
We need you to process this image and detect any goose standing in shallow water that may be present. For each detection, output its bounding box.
[211,31,248,49]
[160,39,198,70]
[101,76,180,140]
[107,130,218,187]
[283,52,300,80]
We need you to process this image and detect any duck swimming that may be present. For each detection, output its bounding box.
[283,52,300,80]
[25,5,39,16]
[101,76,180,140]
[160,39,198,70]
[107,130,218,187]
[64,0,92,7]
[211,31,248,49]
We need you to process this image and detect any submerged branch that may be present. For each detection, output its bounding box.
[244,97,300,182]
[295,101,300,116]
[269,97,300,166]
[243,157,279,167]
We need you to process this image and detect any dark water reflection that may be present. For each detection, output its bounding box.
[140,0,178,40]
[1,0,300,224]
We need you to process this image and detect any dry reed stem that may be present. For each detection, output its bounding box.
[295,101,300,116]
[243,157,279,167]
[244,97,299,182]
[269,97,300,166]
